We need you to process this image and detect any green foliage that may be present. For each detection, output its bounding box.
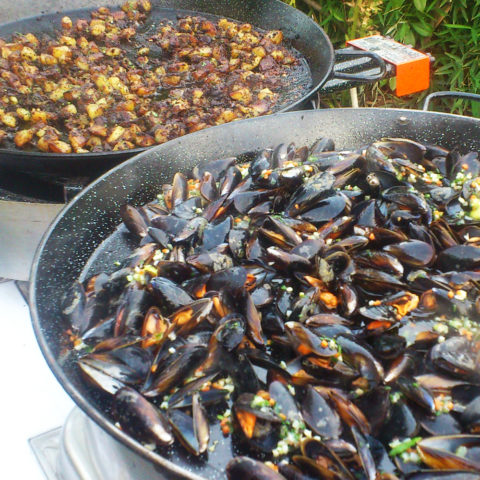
[285,0,480,115]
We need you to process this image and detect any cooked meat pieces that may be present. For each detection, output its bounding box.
[0,0,307,154]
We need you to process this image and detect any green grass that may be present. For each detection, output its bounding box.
[285,0,480,116]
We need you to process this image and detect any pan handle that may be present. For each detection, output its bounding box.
[423,91,480,111]
[332,50,386,82]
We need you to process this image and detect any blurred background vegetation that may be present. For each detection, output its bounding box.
[283,0,480,115]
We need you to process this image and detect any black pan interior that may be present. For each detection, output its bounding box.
[30,108,480,479]
[0,0,331,175]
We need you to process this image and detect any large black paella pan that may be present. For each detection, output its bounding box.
[0,0,383,175]
[31,107,480,479]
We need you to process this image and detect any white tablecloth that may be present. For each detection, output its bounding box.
[0,281,73,479]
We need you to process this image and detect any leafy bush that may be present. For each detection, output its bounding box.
[286,0,480,115]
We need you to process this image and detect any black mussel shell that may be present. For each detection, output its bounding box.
[142,344,207,397]
[193,157,236,181]
[202,216,232,251]
[168,408,205,456]
[113,386,173,446]
[226,457,287,480]
[301,386,342,439]
[431,336,479,380]
[421,413,462,437]
[437,245,480,271]
[149,277,193,314]
[406,471,480,480]
[384,240,435,268]
[379,400,419,444]
[417,435,480,471]
[286,172,336,216]
[120,204,150,238]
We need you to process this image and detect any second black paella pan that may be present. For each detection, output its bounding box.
[31,106,480,478]
[0,0,384,175]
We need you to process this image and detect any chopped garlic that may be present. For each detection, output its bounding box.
[455,289,467,301]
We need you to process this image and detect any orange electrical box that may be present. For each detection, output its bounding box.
[347,35,430,97]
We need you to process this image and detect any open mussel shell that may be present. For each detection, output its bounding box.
[168,297,213,337]
[114,287,154,336]
[81,317,116,344]
[300,437,353,479]
[301,386,341,439]
[351,426,377,480]
[142,344,208,397]
[277,462,316,480]
[233,392,282,452]
[150,214,187,237]
[335,335,384,389]
[384,240,435,268]
[260,216,302,248]
[269,381,302,423]
[354,251,404,277]
[223,350,260,395]
[300,192,346,224]
[249,149,273,181]
[285,322,339,358]
[385,354,416,384]
[379,400,419,444]
[168,372,219,408]
[292,451,352,480]
[354,387,391,435]
[77,356,127,395]
[461,397,480,433]
[168,407,209,456]
[62,281,87,334]
[149,276,193,314]
[437,245,480,271]
[77,338,151,395]
[310,136,335,154]
[226,457,287,479]
[286,171,336,216]
[193,156,236,181]
[370,334,407,360]
[352,268,406,294]
[192,393,210,454]
[113,386,174,447]
[421,412,462,437]
[141,306,170,348]
[212,314,246,352]
[251,283,274,308]
[299,352,357,387]
[120,204,150,238]
[397,377,436,413]
[375,138,427,164]
[417,435,480,471]
[431,337,480,381]
[201,217,232,251]
[367,435,397,476]
[328,389,371,435]
[187,250,234,274]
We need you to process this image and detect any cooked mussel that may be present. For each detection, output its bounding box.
[233,391,282,452]
[113,386,174,447]
[417,435,480,471]
[227,457,287,479]
[67,135,480,478]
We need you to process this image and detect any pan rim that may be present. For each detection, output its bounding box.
[29,106,480,479]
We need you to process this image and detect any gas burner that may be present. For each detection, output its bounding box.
[0,167,92,204]
[30,409,171,480]
[0,167,96,280]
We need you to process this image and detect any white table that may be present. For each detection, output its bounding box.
[0,281,73,479]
